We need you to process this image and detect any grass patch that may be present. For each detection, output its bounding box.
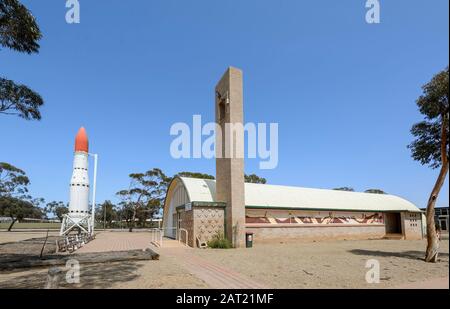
[207,231,232,249]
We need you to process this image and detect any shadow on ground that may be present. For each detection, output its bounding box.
[349,249,449,261]
[0,261,143,289]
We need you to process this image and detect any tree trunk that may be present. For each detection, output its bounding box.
[7,218,17,232]
[425,114,449,263]
[129,208,136,232]
[425,162,448,262]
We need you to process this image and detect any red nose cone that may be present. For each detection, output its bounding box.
[75,127,89,152]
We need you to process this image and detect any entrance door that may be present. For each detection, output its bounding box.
[439,218,448,232]
[177,212,182,240]
[169,213,177,239]
[385,213,402,234]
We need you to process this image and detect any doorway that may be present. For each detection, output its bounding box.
[385,213,402,234]
[167,213,177,239]
[439,218,448,232]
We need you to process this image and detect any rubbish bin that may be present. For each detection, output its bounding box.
[246,232,253,248]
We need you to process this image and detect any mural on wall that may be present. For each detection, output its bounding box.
[246,210,384,225]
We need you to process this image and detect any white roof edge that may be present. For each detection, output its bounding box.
[178,177,421,212]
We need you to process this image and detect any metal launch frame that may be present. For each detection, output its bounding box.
[60,213,92,235]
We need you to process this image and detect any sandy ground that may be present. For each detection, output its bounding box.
[113,257,208,289]
[193,238,449,288]
[0,231,59,244]
[0,231,207,289]
[393,277,449,289]
[0,231,448,289]
[0,258,207,289]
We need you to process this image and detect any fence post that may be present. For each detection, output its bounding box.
[178,228,188,247]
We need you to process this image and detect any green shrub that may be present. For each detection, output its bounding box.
[207,231,232,249]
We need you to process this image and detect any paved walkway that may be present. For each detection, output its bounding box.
[77,231,152,253]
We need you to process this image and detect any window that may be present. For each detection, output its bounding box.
[219,101,226,121]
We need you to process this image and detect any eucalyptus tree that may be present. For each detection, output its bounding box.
[0,196,38,231]
[408,67,449,262]
[0,162,30,198]
[0,0,44,120]
[364,189,386,194]
[117,168,170,232]
[45,201,68,222]
[333,187,355,192]
[244,174,267,184]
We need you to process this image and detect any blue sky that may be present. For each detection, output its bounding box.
[1,0,448,208]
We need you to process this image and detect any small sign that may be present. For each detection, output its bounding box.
[185,203,192,211]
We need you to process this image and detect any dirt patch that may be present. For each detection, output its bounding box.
[113,257,209,289]
[0,232,207,289]
[0,236,59,264]
[0,261,143,289]
[0,231,60,244]
[0,257,208,289]
[3,233,445,289]
[193,238,449,288]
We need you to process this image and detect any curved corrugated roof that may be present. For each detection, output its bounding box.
[178,177,420,212]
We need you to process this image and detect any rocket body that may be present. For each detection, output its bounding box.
[60,127,93,235]
[68,127,90,222]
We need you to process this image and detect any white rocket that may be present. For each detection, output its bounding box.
[60,127,93,236]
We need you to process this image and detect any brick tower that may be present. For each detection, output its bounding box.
[215,67,246,248]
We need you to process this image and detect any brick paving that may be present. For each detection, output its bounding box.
[77,231,152,253]
[158,247,268,289]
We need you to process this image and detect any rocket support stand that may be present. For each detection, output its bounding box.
[60,213,92,236]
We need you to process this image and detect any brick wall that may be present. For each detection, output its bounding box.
[402,212,423,240]
[178,209,194,247]
[246,225,386,243]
